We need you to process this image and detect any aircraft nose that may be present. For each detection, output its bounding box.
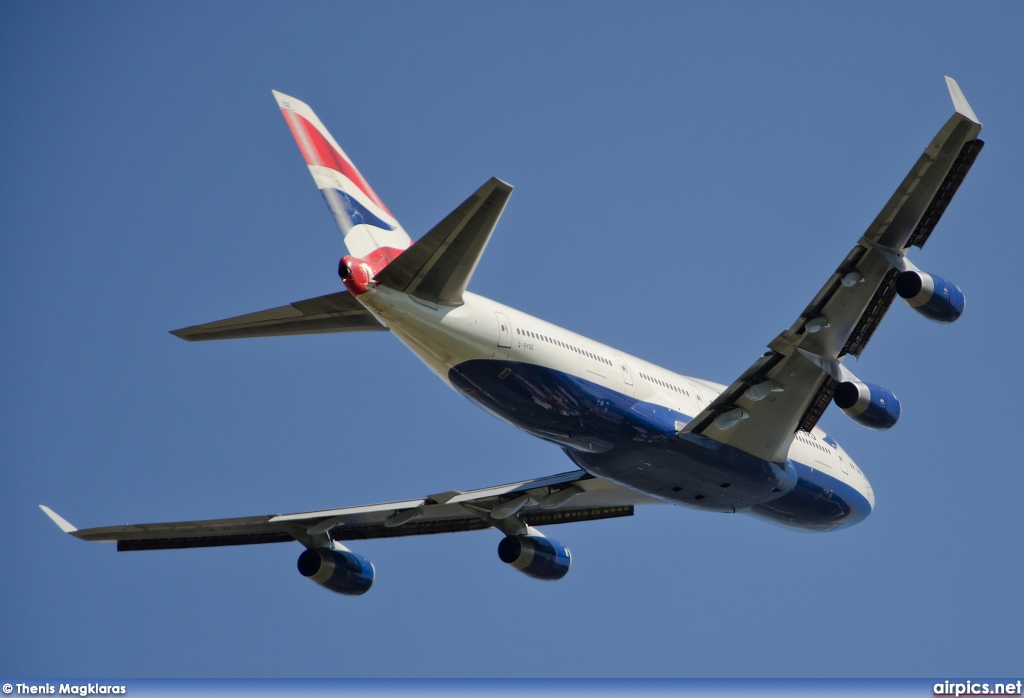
[844,473,875,528]
[853,460,875,510]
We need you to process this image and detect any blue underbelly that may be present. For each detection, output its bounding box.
[448,358,642,452]
[748,461,873,531]
[448,359,869,530]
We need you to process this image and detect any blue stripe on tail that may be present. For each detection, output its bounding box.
[321,188,396,233]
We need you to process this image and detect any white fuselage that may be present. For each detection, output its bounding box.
[360,285,875,530]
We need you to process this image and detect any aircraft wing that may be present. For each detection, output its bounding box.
[171,291,386,341]
[680,77,983,463]
[41,470,661,552]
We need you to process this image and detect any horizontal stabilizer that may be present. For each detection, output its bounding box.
[171,291,386,341]
[375,177,512,306]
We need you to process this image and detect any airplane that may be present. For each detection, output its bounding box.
[41,77,984,595]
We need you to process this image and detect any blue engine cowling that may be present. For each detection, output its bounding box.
[297,548,375,596]
[896,271,965,323]
[497,535,571,580]
[833,381,901,430]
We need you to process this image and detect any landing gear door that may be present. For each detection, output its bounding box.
[495,312,512,348]
[613,354,634,397]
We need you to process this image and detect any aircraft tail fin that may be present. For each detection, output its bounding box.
[273,90,412,274]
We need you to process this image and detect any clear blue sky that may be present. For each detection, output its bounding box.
[3,1,1022,678]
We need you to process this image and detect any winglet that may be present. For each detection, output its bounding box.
[945,76,980,125]
[40,505,78,534]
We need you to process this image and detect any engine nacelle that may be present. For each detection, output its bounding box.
[338,255,375,295]
[297,548,375,596]
[896,271,965,323]
[497,535,571,581]
[834,381,901,430]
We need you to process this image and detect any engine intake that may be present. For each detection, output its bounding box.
[834,381,901,430]
[896,271,965,323]
[497,535,571,580]
[297,548,375,596]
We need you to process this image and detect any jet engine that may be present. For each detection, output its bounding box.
[833,381,901,430]
[896,271,965,323]
[297,547,375,595]
[497,535,571,580]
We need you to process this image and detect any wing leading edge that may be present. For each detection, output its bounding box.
[42,471,661,552]
[680,77,983,463]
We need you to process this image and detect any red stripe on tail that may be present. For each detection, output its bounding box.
[281,110,393,217]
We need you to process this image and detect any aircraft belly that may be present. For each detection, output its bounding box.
[746,461,873,531]
[448,358,868,529]
[567,437,797,513]
[448,358,632,452]
[448,359,792,508]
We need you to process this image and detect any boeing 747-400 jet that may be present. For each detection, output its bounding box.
[41,78,984,595]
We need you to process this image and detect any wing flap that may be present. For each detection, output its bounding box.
[117,531,295,552]
[906,137,984,249]
[324,506,635,542]
[171,291,386,341]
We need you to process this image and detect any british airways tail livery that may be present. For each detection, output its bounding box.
[41,78,984,595]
